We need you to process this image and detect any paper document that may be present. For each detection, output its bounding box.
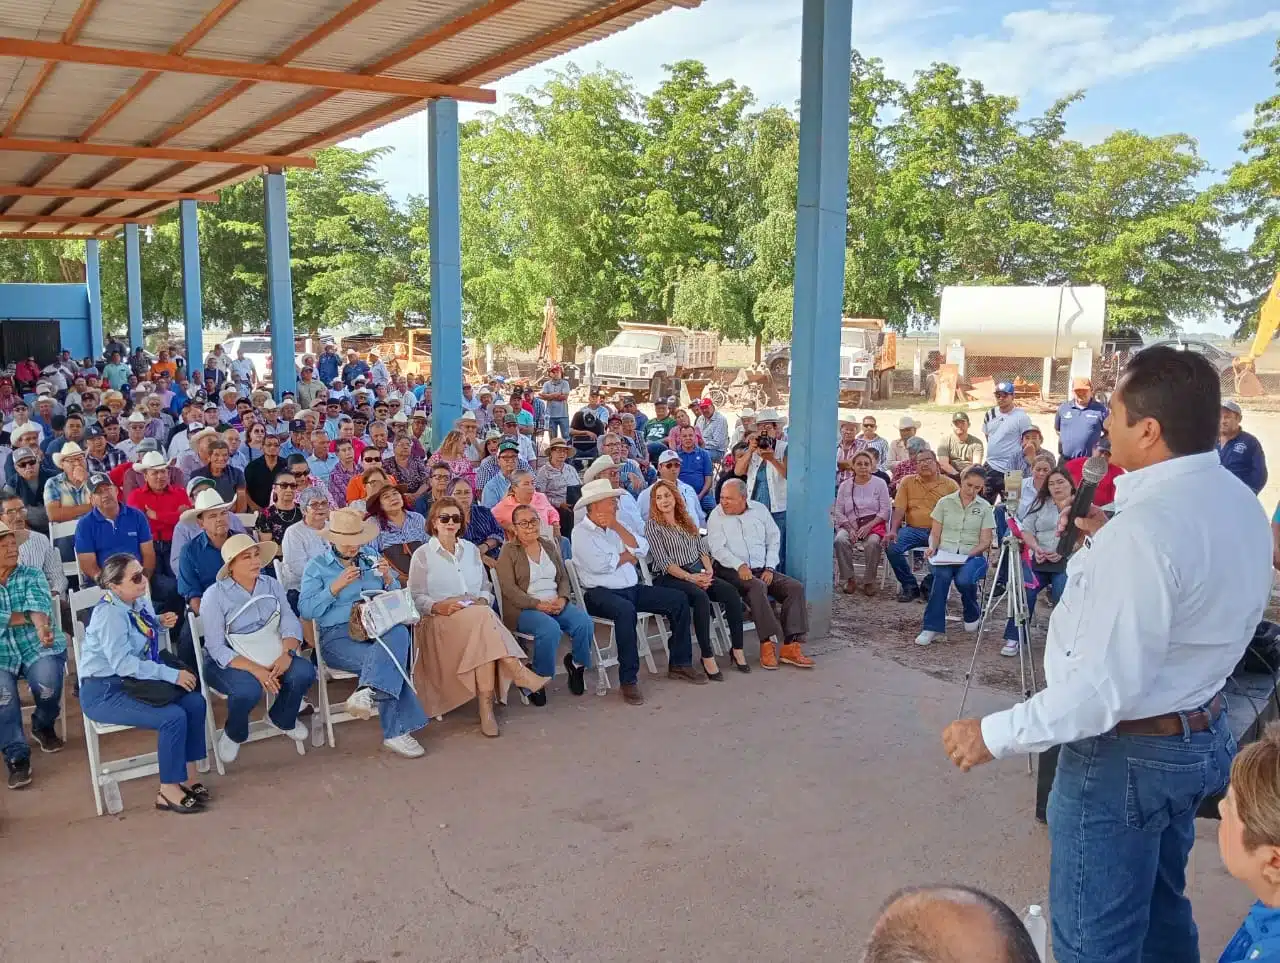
[929,550,970,566]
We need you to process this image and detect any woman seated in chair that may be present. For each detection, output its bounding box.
[1000,466,1077,659]
[645,479,748,678]
[366,484,427,579]
[535,439,581,535]
[199,534,316,765]
[408,498,550,737]
[78,552,207,814]
[280,488,331,614]
[298,508,427,759]
[490,469,568,557]
[447,476,504,568]
[496,504,597,706]
[833,450,891,597]
[915,467,996,648]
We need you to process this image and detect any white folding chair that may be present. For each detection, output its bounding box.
[561,559,629,691]
[638,555,719,657]
[234,512,259,529]
[49,519,81,586]
[489,568,534,706]
[189,611,303,771]
[309,618,378,748]
[69,586,208,816]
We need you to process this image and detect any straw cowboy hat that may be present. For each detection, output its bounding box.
[755,408,781,424]
[897,416,920,430]
[577,478,625,509]
[52,442,87,468]
[216,533,278,580]
[179,488,235,526]
[546,438,574,453]
[582,455,619,485]
[321,507,379,548]
[133,451,169,474]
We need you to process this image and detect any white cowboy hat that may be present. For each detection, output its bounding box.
[390,412,408,424]
[577,478,625,508]
[459,410,477,423]
[261,399,278,410]
[216,533,279,580]
[188,428,219,446]
[897,416,920,430]
[178,488,234,526]
[11,424,40,442]
[755,408,780,424]
[133,451,169,473]
[126,411,147,424]
[321,507,379,548]
[582,455,621,485]
[52,442,87,468]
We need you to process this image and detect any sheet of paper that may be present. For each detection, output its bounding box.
[929,550,969,566]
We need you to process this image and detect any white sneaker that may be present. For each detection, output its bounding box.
[964,619,982,633]
[1000,640,1020,658]
[915,630,941,647]
[216,731,241,764]
[269,719,309,742]
[344,687,375,720]
[383,733,425,758]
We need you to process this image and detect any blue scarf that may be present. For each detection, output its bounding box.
[103,593,161,662]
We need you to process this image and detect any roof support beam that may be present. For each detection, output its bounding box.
[0,137,316,168]
[0,37,498,102]
[0,213,154,225]
[0,232,116,240]
[0,185,218,202]
[0,0,102,137]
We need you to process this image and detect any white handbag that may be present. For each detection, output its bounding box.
[359,588,420,639]
[225,595,284,667]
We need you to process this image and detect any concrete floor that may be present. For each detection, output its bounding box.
[0,635,1253,961]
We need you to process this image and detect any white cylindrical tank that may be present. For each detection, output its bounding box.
[938,285,1106,359]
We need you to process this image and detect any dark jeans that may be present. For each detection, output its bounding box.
[982,465,1006,505]
[654,572,745,658]
[886,525,931,591]
[581,583,692,685]
[1047,713,1234,962]
[922,556,987,632]
[772,511,788,573]
[1004,567,1068,642]
[0,653,66,765]
[712,564,808,642]
[202,654,317,744]
[79,676,207,784]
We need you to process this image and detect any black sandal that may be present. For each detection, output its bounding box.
[182,783,211,806]
[730,651,751,673]
[155,790,204,814]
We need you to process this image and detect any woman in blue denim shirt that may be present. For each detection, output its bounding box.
[298,508,427,758]
[78,552,209,814]
[1219,725,1280,963]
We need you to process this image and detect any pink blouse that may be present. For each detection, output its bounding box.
[834,475,891,529]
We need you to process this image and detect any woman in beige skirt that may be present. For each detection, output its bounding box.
[407,497,550,736]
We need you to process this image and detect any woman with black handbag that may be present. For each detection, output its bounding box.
[78,553,209,814]
[366,485,426,580]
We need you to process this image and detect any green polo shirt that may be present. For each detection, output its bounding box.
[930,491,996,555]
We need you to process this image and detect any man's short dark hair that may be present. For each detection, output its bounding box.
[1117,345,1219,456]
[863,885,1038,963]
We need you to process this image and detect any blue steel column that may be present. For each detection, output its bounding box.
[787,0,853,638]
[124,223,144,351]
[264,170,298,399]
[179,200,204,374]
[85,238,103,357]
[428,98,463,444]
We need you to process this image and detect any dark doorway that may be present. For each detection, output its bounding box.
[0,319,61,368]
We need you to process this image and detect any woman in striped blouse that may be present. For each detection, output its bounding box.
[644,480,748,679]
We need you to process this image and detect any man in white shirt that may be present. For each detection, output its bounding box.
[575,456,645,535]
[637,451,705,527]
[944,346,1273,963]
[694,398,729,463]
[980,381,1033,503]
[570,479,703,705]
[706,479,813,671]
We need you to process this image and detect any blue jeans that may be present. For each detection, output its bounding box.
[548,416,570,440]
[922,556,987,632]
[0,653,65,764]
[582,583,693,686]
[1003,567,1068,642]
[202,654,317,744]
[79,676,207,784]
[773,511,788,573]
[318,623,426,740]
[516,604,595,679]
[1047,712,1234,962]
[886,526,931,590]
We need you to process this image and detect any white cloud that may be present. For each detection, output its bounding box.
[1231,108,1255,132]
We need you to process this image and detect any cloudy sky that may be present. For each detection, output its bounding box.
[348,0,1280,201]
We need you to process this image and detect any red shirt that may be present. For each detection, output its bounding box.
[1064,457,1124,507]
[126,485,192,542]
[331,437,366,459]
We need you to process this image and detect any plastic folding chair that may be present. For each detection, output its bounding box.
[308,619,378,748]
[637,555,726,656]
[561,560,627,691]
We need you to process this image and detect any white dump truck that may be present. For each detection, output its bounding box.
[591,323,719,401]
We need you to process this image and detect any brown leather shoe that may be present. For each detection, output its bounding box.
[621,683,645,706]
[779,642,814,668]
[667,665,710,685]
[863,583,877,598]
[759,640,779,670]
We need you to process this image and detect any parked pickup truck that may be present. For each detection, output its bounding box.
[592,323,719,401]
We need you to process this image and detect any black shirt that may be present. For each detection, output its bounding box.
[255,505,302,544]
[244,455,284,510]
[569,410,603,457]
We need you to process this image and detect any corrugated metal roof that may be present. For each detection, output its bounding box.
[0,0,700,232]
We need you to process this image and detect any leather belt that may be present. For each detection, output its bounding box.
[1114,694,1224,737]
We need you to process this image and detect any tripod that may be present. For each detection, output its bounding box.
[957,532,1042,772]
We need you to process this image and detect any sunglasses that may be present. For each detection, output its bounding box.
[862,423,875,429]
[15,460,36,469]
[437,513,463,524]
[275,482,297,490]
[125,572,146,586]
[362,458,381,464]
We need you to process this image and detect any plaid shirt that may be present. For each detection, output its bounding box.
[88,446,127,474]
[384,454,428,494]
[43,472,93,508]
[0,564,65,674]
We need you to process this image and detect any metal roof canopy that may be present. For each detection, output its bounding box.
[0,0,701,238]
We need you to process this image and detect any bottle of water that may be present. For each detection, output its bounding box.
[1022,904,1047,961]
[102,777,123,815]
[310,711,324,748]
[595,669,607,697]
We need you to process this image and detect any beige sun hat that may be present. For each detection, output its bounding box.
[582,455,619,484]
[179,488,234,526]
[52,442,87,468]
[216,533,279,580]
[577,478,625,508]
[133,450,169,473]
[897,416,920,430]
[320,507,379,548]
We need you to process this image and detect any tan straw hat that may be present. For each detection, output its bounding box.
[577,478,625,508]
[179,488,234,526]
[321,507,379,548]
[216,533,278,580]
[52,442,87,468]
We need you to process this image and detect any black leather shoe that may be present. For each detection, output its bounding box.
[528,689,547,707]
[563,653,586,696]
[896,587,920,603]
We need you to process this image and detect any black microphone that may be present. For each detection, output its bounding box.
[1056,455,1108,558]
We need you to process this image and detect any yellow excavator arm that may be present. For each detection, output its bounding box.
[1233,271,1280,397]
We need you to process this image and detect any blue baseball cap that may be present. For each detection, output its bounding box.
[995,381,1015,396]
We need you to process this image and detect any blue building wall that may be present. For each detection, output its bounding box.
[0,283,93,358]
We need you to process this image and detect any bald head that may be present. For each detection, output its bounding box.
[862,886,1037,963]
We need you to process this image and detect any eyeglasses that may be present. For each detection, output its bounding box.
[437,513,463,524]
[514,519,540,528]
[275,482,297,490]
[0,505,24,516]
[291,470,309,479]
